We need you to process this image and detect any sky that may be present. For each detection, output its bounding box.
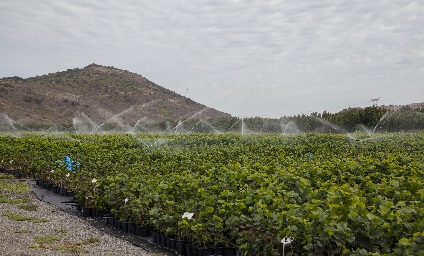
[1,0,423,117]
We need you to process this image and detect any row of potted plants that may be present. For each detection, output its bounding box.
[30,172,235,256]
[69,186,238,256]
[0,167,35,179]
[151,230,237,256]
[0,167,232,256]
[35,179,77,197]
[2,133,424,255]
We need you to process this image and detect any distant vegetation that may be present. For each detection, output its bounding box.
[227,106,424,133]
[130,105,424,134]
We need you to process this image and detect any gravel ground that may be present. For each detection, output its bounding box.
[0,179,162,256]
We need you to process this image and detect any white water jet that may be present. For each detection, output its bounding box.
[0,113,17,131]
[197,119,221,134]
[311,115,344,132]
[240,118,255,135]
[228,119,241,132]
[73,112,100,133]
[356,124,373,136]
[372,111,393,133]
[0,113,40,134]
[91,106,134,133]
[281,121,301,135]
[132,117,159,134]
[174,120,189,133]
[166,107,209,133]
[241,118,245,146]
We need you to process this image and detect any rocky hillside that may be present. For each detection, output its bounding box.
[0,64,230,126]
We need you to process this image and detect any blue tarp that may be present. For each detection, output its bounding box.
[62,155,79,171]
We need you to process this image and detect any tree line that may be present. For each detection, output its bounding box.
[178,106,424,133]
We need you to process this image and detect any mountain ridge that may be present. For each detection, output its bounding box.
[0,64,230,126]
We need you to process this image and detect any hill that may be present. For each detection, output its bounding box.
[0,64,230,126]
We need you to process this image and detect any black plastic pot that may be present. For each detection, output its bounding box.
[128,223,136,234]
[135,225,149,236]
[111,217,117,228]
[167,237,177,250]
[160,233,167,247]
[91,208,97,217]
[214,247,237,256]
[74,204,82,212]
[185,243,195,256]
[44,182,53,190]
[15,171,23,179]
[152,231,157,244]
[175,240,187,256]
[115,220,121,229]
[60,187,68,196]
[196,247,214,256]
[104,217,114,225]
[151,231,159,244]
[95,209,109,218]
[81,206,93,217]
[120,222,130,233]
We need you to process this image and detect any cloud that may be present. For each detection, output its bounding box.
[0,0,423,116]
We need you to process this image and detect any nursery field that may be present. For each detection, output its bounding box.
[1,132,424,255]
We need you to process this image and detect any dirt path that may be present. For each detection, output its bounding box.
[0,176,167,256]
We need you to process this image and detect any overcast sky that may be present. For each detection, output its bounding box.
[1,0,423,117]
